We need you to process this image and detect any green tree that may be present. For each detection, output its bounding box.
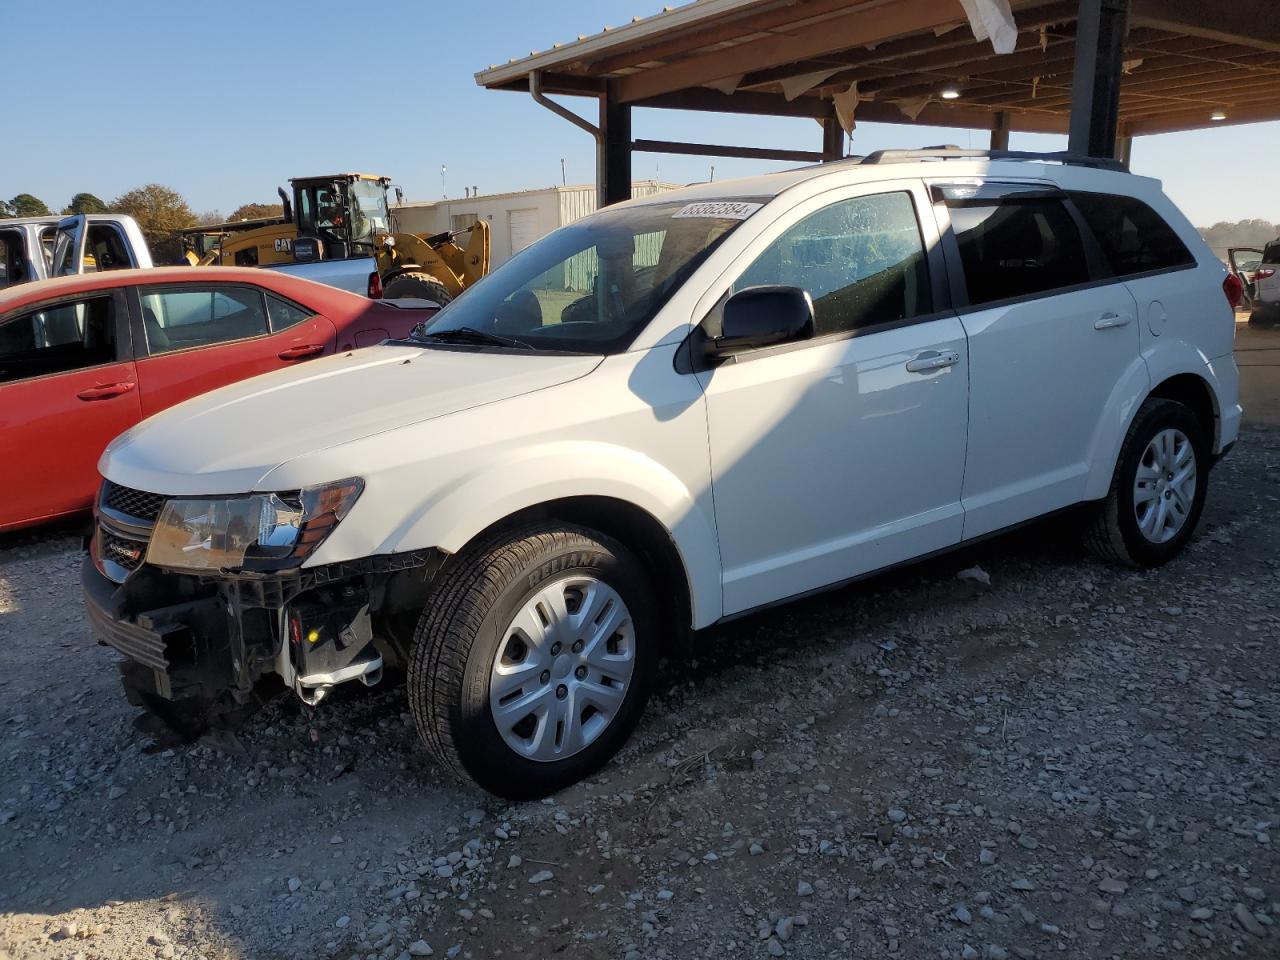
[63,192,108,215]
[9,193,51,217]
[228,202,284,222]
[111,184,197,263]
[1199,219,1278,256]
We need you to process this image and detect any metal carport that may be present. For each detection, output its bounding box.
[476,0,1279,204]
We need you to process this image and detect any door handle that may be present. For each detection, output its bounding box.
[76,381,136,401]
[1093,312,1132,330]
[278,344,326,360]
[905,350,960,374]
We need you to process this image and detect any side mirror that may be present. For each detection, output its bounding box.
[707,285,814,356]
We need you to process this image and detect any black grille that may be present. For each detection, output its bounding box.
[102,481,167,524]
[101,529,147,572]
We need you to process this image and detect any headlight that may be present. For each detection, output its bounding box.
[146,478,363,573]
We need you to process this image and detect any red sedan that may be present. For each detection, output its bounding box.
[0,267,437,532]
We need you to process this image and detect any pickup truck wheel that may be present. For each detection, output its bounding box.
[1083,398,1209,567]
[382,271,454,306]
[407,523,657,799]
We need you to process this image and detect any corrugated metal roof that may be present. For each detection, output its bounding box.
[475,0,775,88]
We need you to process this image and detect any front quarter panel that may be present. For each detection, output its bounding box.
[276,345,724,627]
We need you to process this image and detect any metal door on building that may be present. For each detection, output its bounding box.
[508,208,540,257]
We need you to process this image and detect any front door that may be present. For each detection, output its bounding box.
[937,185,1142,539]
[696,186,969,614]
[0,290,140,528]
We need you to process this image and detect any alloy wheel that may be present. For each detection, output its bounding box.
[1133,427,1197,544]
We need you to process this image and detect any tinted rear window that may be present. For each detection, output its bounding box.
[1071,192,1195,276]
[1263,242,1280,265]
[951,199,1090,306]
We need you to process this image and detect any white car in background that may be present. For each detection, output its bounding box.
[1231,241,1280,327]
[84,149,1241,798]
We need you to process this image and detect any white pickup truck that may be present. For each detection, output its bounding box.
[2,213,377,296]
[0,214,153,288]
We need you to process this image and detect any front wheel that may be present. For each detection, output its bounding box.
[407,523,657,799]
[1083,398,1209,567]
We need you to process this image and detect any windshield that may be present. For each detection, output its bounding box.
[417,198,760,354]
[348,180,389,248]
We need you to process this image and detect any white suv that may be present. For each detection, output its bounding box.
[84,150,1241,798]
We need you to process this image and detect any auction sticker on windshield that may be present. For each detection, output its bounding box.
[672,201,763,220]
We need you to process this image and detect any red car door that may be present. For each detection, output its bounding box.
[131,282,337,418]
[0,289,141,530]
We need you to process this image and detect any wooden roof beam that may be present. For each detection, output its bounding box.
[633,87,835,118]
[613,0,974,104]
[1126,99,1280,133]
[580,0,869,75]
[1131,0,1280,54]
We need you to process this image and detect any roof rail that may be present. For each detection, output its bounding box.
[860,148,1126,172]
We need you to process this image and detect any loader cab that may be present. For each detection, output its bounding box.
[291,174,391,262]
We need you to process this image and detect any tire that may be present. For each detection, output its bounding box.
[407,522,658,799]
[1083,398,1209,568]
[382,271,454,306]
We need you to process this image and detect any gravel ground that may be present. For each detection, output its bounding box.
[2,429,1278,959]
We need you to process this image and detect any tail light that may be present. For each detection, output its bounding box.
[1255,268,1276,281]
[367,271,383,299]
[1223,273,1244,309]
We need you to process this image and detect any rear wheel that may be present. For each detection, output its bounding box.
[407,523,657,799]
[1083,398,1209,567]
[382,271,454,306]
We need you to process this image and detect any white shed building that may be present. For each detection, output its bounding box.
[391,181,681,269]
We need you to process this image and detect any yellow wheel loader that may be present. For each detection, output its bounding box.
[189,173,489,302]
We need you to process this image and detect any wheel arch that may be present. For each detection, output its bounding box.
[383,442,723,629]
[456,495,697,651]
[1147,372,1217,447]
[379,264,423,285]
[1085,347,1223,502]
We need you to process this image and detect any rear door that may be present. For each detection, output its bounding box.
[933,181,1142,539]
[131,282,337,417]
[0,290,140,528]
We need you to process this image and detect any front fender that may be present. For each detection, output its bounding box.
[385,441,723,628]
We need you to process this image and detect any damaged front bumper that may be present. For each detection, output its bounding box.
[82,542,442,713]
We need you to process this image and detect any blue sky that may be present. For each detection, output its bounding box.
[5,0,1278,227]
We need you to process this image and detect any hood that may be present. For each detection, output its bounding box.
[102,344,601,495]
